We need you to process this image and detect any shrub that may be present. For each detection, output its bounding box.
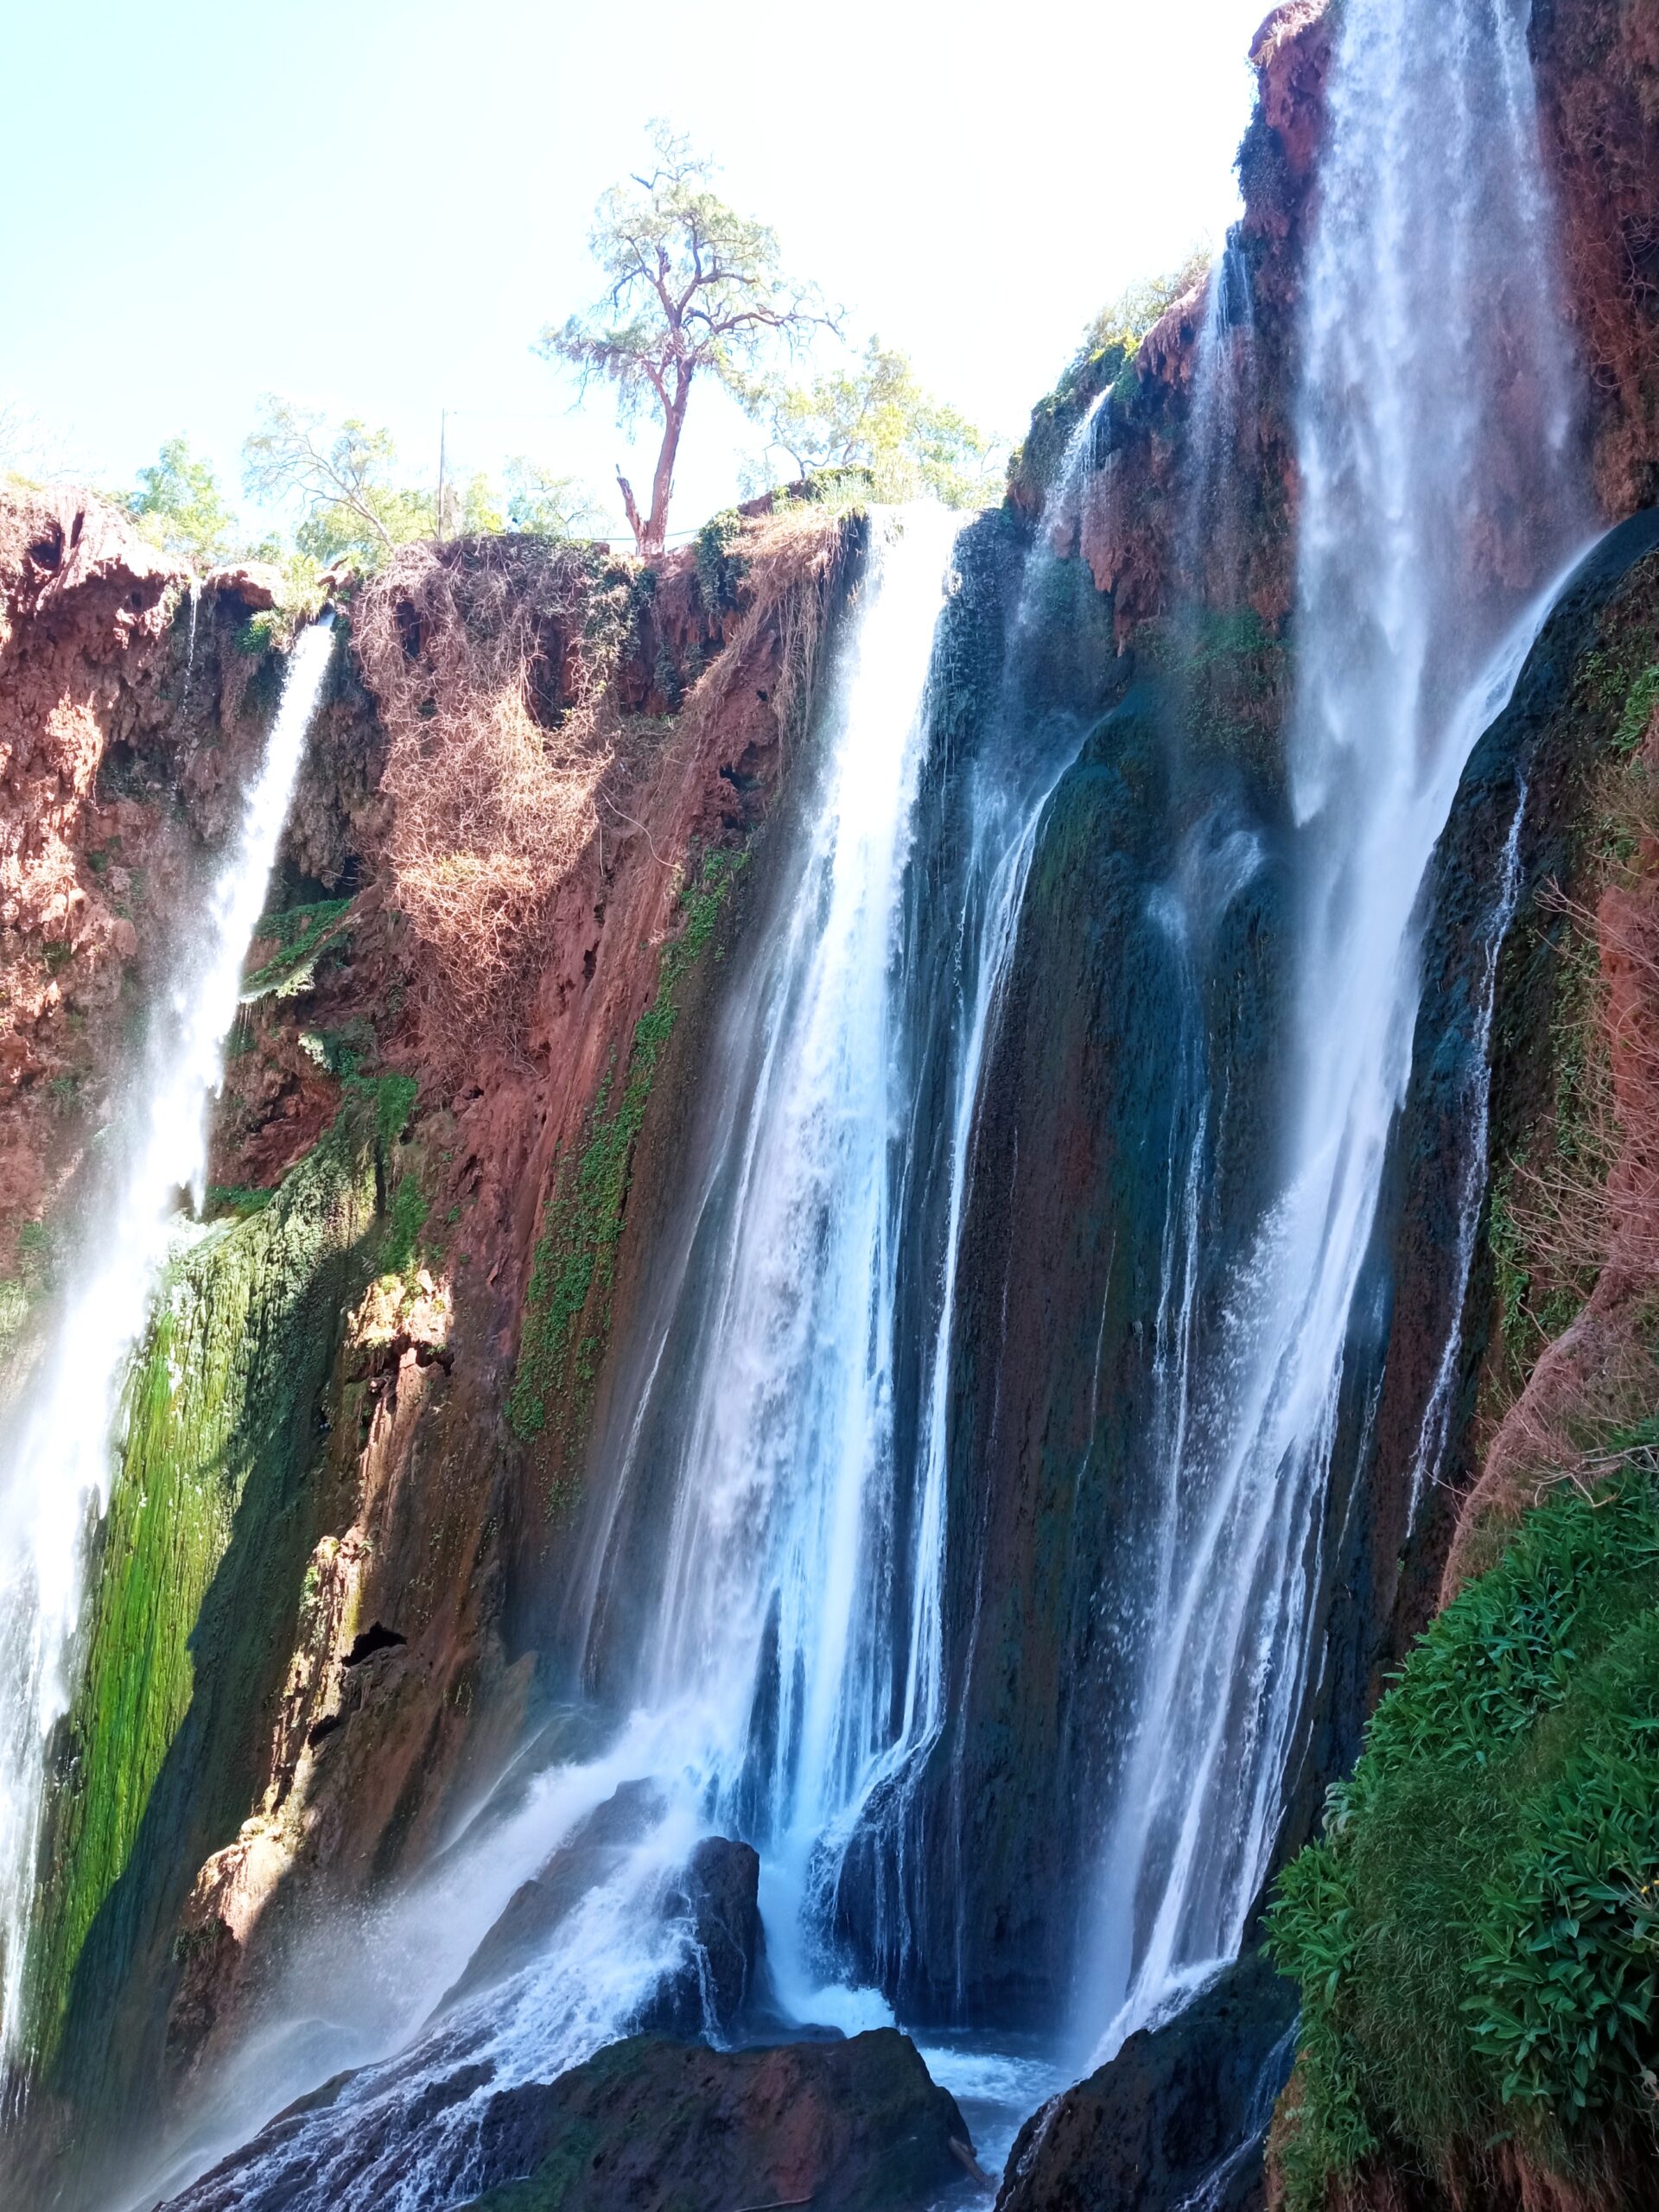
[1268,1475,1659,2208]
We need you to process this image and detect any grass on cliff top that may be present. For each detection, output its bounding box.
[506,845,747,1479]
[1267,1465,1659,2209]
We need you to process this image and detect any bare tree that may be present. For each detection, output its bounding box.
[540,124,836,555]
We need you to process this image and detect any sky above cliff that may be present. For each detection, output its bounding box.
[7,0,1271,545]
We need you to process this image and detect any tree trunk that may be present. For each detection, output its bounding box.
[616,468,645,551]
[643,374,692,556]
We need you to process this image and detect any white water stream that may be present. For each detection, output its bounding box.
[1078,0,1588,2056]
[0,618,335,2074]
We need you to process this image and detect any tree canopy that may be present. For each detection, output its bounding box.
[539,122,835,554]
[1075,245,1213,369]
[501,458,605,537]
[748,339,1001,509]
[243,398,435,569]
[126,436,239,569]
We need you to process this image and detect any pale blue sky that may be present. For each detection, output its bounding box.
[4,0,1271,543]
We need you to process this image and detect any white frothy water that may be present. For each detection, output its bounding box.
[141,497,1109,2209]
[1079,0,1588,2056]
[0,619,335,2072]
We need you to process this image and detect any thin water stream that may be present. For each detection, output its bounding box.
[0,618,336,2080]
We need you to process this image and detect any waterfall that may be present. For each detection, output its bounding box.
[1078,0,1588,2056]
[0,618,335,2077]
[140,495,1107,2208]
[1183,226,1257,609]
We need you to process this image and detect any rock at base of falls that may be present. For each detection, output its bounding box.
[995,1951,1297,2212]
[450,2030,979,2212]
[435,1786,772,2044]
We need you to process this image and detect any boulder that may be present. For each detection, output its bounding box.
[635,1834,769,2040]
[995,1950,1298,2212]
[438,1793,770,2044]
[204,560,283,611]
[435,1780,667,2012]
[454,2029,979,2212]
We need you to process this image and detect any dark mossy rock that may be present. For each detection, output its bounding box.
[996,1951,1297,2212]
[452,2029,977,2212]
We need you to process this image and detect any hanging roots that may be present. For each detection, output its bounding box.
[355,537,624,1045]
[675,501,849,757]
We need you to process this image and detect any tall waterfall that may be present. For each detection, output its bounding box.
[0,619,336,2076]
[139,502,1105,2208]
[1079,0,1587,2054]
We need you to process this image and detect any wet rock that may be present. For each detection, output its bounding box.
[435,1780,667,2012]
[453,2029,978,2212]
[635,1834,769,2040]
[996,1951,1298,2212]
[438,1790,767,2043]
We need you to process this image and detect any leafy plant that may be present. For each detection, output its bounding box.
[1268,1477,1659,2207]
[125,436,238,570]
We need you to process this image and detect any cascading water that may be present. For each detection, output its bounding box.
[141,491,1105,2209]
[1183,225,1257,608]
[0,617,336,2080]
[1077,0,1588,2056]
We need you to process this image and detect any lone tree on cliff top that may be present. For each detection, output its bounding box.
[542,124,836,556]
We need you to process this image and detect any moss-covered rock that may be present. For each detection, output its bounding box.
[25,1103,384,2093]
[1267,1473,1659,2211]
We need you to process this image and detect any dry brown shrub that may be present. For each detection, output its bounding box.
[355,537,620,1043]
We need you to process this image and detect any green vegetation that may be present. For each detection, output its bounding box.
[25,1107,383,2072]
[540,121,836,554]
[243,397,442,569]
[240,896,354,1001]
[124,436,238,570]
[1074,245,1212,372]
[502,459,605,538]
[382,1172,429,1276]
[1268,1471,1659,2209]
[746,337,1001,509]
[507,846,747,1463]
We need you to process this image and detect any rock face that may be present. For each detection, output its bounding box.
[998,1953,1298,2212]
[160,2030,976,2212]
[449,2031,976,2212]
[1532,0,1659,513]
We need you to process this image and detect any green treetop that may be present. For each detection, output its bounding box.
[749,338,1001,509]
[540,122,836,556]
[126,436,238,570]
[243,398,435,569]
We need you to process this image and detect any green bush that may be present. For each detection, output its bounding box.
[1268,1475,1659,2207]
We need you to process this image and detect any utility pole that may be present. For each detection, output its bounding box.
[436,408,448,542]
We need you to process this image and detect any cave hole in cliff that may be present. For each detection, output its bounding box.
[27,522,63,572]
[343,1621,407,1668]
[524,617,570,730]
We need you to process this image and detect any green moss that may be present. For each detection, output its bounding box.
[506,847,747,1467]
[382,1172,429,1276]
[240,897,353,1002]
[232,608,285,657]
[694,509,747,615]
[23,1104,385,2073]
[1267,1475,1659,2207]
[203,1185,276,1219]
